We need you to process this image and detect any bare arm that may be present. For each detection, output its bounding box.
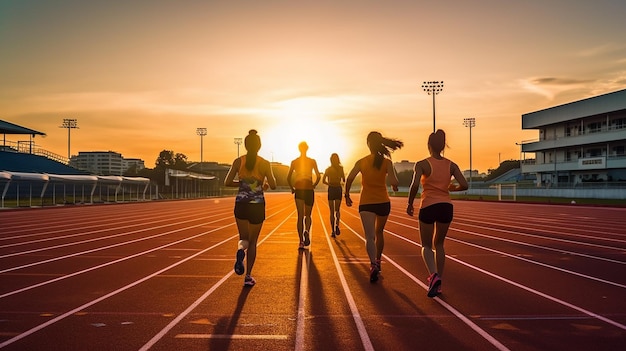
[322,169,329,186]
[224,158,241,187]
[263,160,277,190]
[287,161,295,192]
[344,161,361,207]
[407,161,424,216]
[386,159,399,191]
[449,162,468,191]
[312,160,321,187]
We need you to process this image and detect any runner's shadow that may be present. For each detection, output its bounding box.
[208,286,252,350]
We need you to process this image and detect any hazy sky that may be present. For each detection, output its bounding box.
[2,0,625,173]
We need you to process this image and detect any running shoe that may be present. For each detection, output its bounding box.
[234,249,245,275]
[331,230,336,238]
[244,275,256,287]
[427,273,441,298]
[303,231,311,246]
[335,226,340,236]
[298,241,305,250]
[369,263,380,282]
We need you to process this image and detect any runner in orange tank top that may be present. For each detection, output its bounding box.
[407,129,468,297]
[345,131,403,283]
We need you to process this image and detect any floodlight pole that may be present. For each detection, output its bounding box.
[59,118,78,163]
[234,137,243,158]
[422,81,444,133]
[463,117,476,190]
[196,128,207,173]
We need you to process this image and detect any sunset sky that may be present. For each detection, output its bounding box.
[1,0,625,173]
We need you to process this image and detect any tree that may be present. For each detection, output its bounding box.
[155,150,175,168]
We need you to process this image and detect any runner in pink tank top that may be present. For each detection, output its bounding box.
[407,130,468,297]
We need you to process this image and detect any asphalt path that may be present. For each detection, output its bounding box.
[0,193,624,350]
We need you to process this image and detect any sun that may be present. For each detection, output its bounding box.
[258,97,353,170]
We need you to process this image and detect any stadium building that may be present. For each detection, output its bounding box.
[520,89,626,186]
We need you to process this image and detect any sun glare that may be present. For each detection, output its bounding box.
[258,97,353,169]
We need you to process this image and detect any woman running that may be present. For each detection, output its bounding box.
[287,141,321,249]
[224,129,277,287]
[322,153,346,238]
[345,131,403,282]
[407,129,468,297]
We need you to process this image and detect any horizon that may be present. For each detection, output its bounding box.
[1,1,625,173]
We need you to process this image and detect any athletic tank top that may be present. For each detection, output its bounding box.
[236,155,265,204]
[420,156,452,208]
[359,154,390,205]
[292,157,316,189]
[324,165,344,187]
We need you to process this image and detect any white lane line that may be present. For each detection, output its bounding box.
[381,220,626,331]
[175,334,288,339]
[0,222,236,298]
[0,209,232,251]
[448,255,626,331]
[0,214,232,261]
[447,231,626,289]
[0,233,237,349]
[342,209,510,351]
[294,247,310,351]
[139,210,295,351]
[316,205,375,351]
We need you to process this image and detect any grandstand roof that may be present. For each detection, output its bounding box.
[0,120,46,136]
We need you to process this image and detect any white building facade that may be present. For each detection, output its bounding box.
[70,151,144,176]
[520,89,626,186]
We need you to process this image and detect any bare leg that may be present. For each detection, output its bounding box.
[245,222,263,276]
[360,211,378,264]
[433,221,450,278]
[419,220,437,275]
[304,204,313,233]
[328,200,337,230]
[295,198,305,241]
[374,215,388,260]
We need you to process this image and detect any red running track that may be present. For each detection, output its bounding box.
[0,193,625,350]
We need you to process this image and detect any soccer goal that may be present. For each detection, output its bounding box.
[495,184,516,201]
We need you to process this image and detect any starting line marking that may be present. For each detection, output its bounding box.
[175,334,288,340]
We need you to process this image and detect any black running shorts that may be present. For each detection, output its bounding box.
[294,189,315,206]
[234,202,266,224]
[327,186,342,200]
[418,202,453,224]
[358,202,391,216]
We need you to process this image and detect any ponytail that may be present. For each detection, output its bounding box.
[244,129,261,170]
[428,129,446,155]
[367,131,403,169]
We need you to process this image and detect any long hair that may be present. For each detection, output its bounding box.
[428,129,446,155]
[244,129,261,171]
[366,131,403,169]
[330,153,341,171]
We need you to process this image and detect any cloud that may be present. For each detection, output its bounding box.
[519,77,596,100]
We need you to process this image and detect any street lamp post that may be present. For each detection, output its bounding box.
[234,137,243,158]
[463,117,476,190]
[422,81,444,133]
[59,118,78,163]
[196,128,207,172]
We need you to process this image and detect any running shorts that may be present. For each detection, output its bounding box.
[327,186,342,200]
[234,202,266,224]
[418,202,453,224]
[359,202,391,216]
[294,189,315,206]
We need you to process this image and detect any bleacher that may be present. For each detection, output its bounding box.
[0,150,88,175]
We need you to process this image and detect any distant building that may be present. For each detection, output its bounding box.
[520,89,626,185]
[394,160,415,173]
[70,151,145,176]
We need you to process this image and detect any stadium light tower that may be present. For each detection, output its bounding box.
[463,117,476,190]
[196,128,207,172]
[234,137,243,158]
[59,118,78,162]
[422,81,444,133]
